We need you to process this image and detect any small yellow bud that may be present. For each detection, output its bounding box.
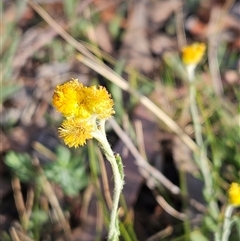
[181,43,206,66]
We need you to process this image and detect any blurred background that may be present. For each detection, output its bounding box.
[1,0,240,240]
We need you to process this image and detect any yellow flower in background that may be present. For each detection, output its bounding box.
[182,43,206,66]
[52,79,115,148]
[228,182,240,206]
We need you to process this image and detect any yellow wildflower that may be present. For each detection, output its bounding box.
[228,182,240,206]
[59,117,94,148]
[52,79,91,118]
[181,43,206,66]
[85,86,115,119]
[52,79,115,148]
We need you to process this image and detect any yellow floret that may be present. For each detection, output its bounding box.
[86,86,115,119]
[52,79,83,117]
[59,117,94,148]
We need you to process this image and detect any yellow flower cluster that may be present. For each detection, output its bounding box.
[181,43,206,66]
[228,182,240,206]
[52,79,115,147]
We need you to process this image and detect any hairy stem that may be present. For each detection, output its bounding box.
[221,205,234,241]
[93,121,124,241]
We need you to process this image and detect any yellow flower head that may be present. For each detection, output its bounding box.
[52,79,91,118]
[52,79,115,147]
[59,117,94,148]
[181,43,206,66]
[228,182,240,206]
[85,86,115,119]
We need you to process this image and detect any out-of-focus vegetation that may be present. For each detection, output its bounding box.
[1,0,239,240]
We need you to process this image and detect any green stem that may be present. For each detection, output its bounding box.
[189,77,219,219]
[179,170,191,241]
[221,205,234,241]
[93,121,124,241]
